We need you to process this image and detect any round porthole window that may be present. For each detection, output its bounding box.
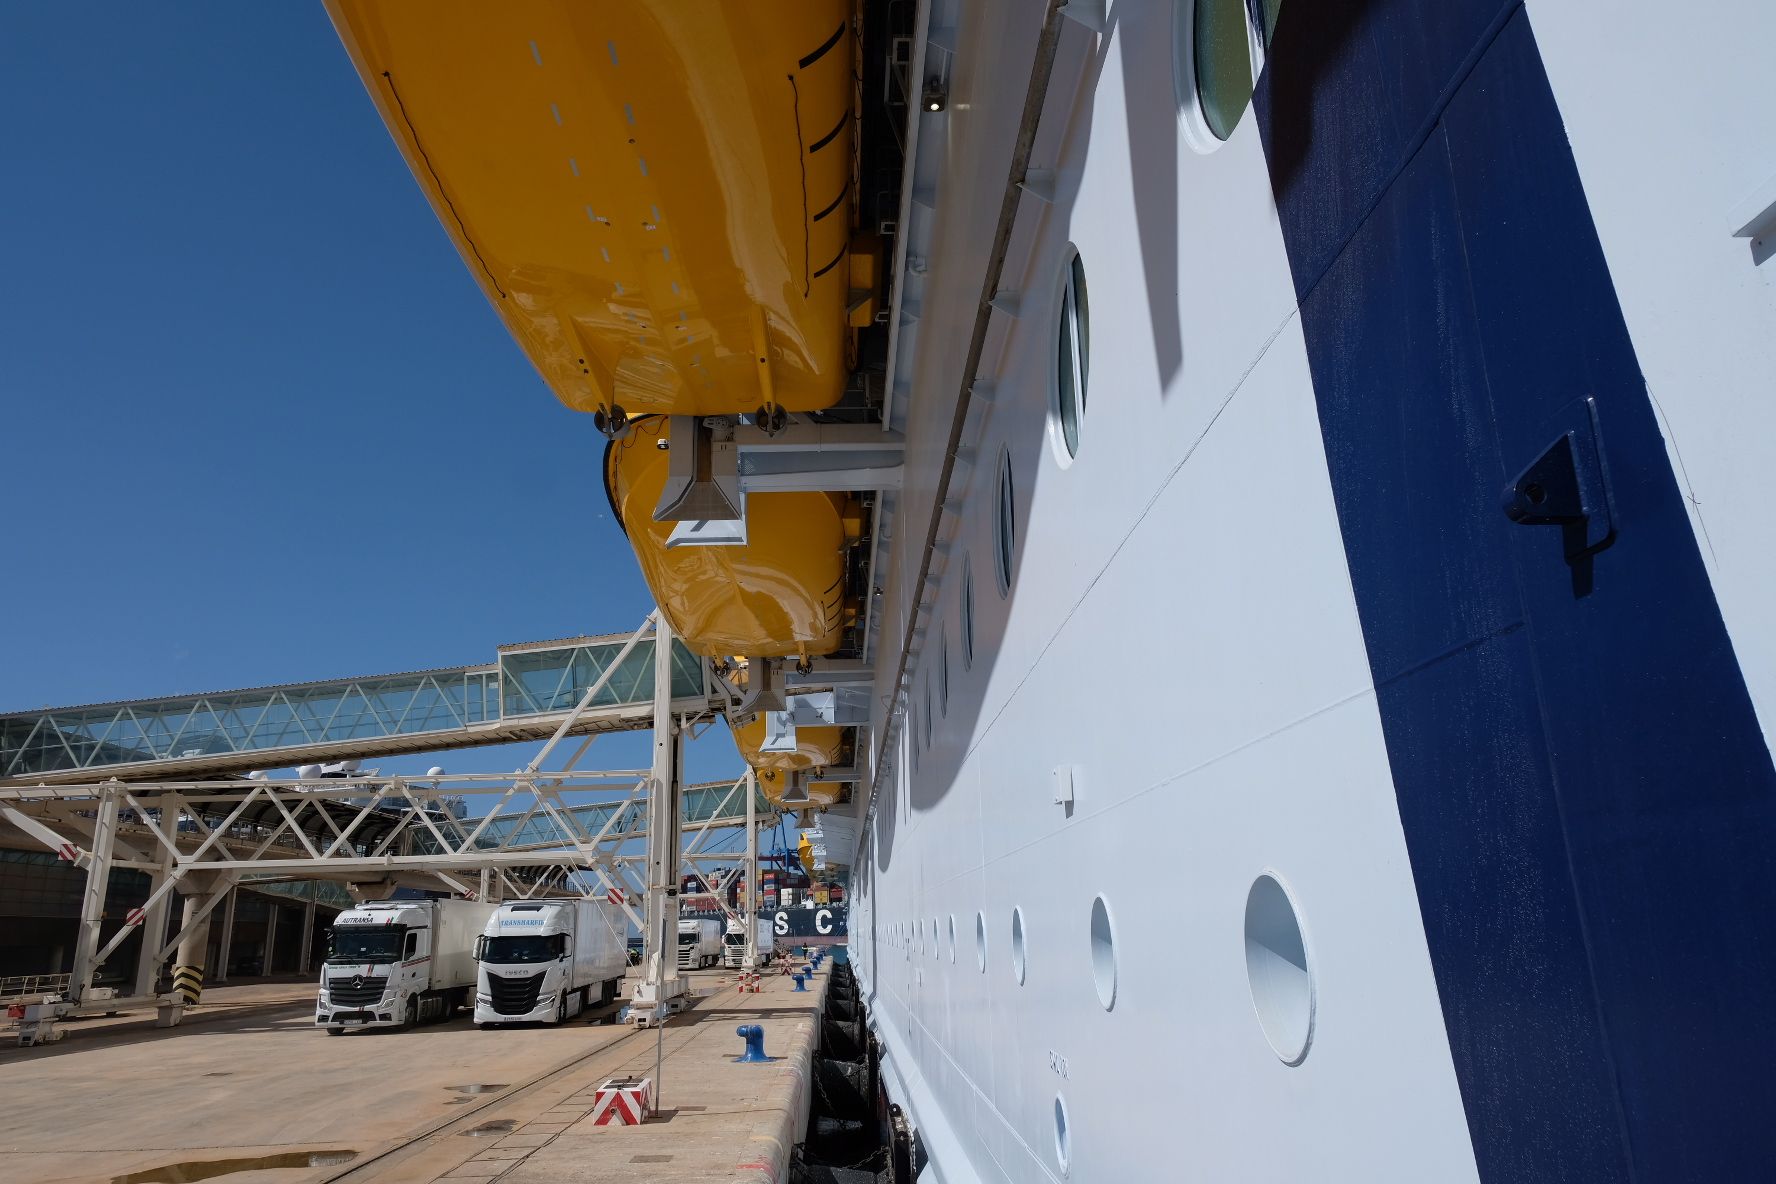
[960,557,976,669]
[938,629,950,715]
[1054,1094,1072,1174]
[975,912,987,972]
[1089,896,1116,1011]
[1051,247,1089,462]
[923,678,934,748]
[1244,872,1315,1064]
[1011,907,1028,985]
[947,914,956,963]
[994,449,1016,596]
[1176,0,1285,148]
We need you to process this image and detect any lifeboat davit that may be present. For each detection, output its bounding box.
[607,417,855,659]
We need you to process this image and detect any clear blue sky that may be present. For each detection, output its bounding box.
[0,3,741,784]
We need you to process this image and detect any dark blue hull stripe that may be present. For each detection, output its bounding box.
[1254,3,1776,1180]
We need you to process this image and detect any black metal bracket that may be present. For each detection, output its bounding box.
[1501,395,1617,566]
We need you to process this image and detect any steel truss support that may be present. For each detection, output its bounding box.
[0,611,788,1032]
[633,612,688,1025]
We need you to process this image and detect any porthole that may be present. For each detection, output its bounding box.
[1089,896,1116,1011]
[923,678,934,748]
[1176,0,1285,147]
[938,629,950,715]
[1244,872,1315,1064]
[993,449,1016,596]
[975,912,987,972]
[931,918,939,956]
[947,915,957,963]
[1010,907,1028,985]
[1053,1094,1072,1175]
[1050,247,1089,462]
[960,557,976,670]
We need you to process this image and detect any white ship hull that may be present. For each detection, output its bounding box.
[849,2,1776,1181]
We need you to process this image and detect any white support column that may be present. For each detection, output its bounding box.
[132,853,175,999]
[262,898,281,976]
[297,901,316,976]
[67,788,120,1006]
[744,768,759,970]
[215,888,237,984]
[634,613,687,1023]
[169,893,209,1013]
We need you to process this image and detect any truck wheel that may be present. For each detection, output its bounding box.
[403,997,418,1031]
[556,992,568,1024]
[325,1026,344,1036]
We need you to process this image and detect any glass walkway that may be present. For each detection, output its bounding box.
[0,633,714,782]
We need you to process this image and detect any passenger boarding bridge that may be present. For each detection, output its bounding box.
[0,630,716,784]
[0,611,810,1037]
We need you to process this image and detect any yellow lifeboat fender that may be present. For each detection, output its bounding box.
[755,767,846,812]
[732,711,846,774]
[606,416,855,659]
[324,0,860,421]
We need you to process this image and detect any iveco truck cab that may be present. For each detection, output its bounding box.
[474,899,626,1026]
[316,898,494,1033]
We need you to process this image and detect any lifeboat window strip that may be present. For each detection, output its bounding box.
[798,22,847,70]
[812,242,848,280]
[813,186,848,223]
[809,108,851,154]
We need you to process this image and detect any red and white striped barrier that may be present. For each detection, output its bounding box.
[590,1076,653,1126]
[737,971,762,993]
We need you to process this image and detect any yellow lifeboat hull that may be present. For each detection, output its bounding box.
[325,0,857,418]
[607,418,850,659]
[756,769,846,811]
[733,713,846,775]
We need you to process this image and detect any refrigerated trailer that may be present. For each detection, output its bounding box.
[722,916,775,968]
[474,899,626,1026]
[676,917,721,969]
[316,898,496,1033]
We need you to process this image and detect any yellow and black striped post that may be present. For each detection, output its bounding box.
[172,963,204,1005]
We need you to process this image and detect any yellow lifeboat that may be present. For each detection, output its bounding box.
[324,0,861,422]
[756,769,846,811]
[607,417,855,659]
[732,711,846,774]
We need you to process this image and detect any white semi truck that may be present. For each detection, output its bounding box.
[316,898,495,1033]
[473,899,626,1026]
[722,915,775,968]
[676,917,722,969]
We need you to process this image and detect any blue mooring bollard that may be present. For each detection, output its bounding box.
[735,1023,771,1063]
[792,972,808,992]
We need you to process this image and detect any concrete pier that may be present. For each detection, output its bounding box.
[0,963,832,1184]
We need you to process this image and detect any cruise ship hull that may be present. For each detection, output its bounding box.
[849,1,1776,1180]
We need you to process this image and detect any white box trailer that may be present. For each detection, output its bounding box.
[677,917,721,969]
[474,899,627,1026]
[316,898,496,1033]
[722,916,776,968]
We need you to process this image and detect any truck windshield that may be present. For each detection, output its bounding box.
[328,927,404,963]
[677,931,697,945]
[483,934,563,964]
[723,933,745,946]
